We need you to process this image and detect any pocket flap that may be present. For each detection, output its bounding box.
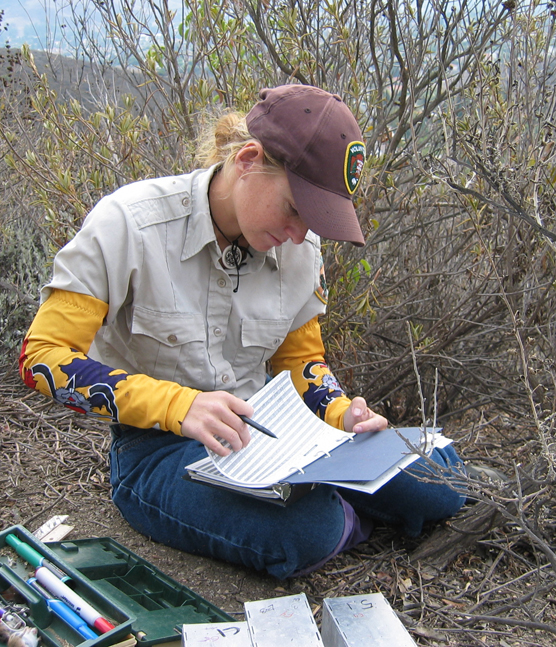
[131,307,206,346]
[241,319,293,350]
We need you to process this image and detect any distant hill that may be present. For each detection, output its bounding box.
[0,47,165,115]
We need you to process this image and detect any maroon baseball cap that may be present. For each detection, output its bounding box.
[246,85,366,247]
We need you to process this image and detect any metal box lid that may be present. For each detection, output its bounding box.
[321,593,416,647]
[244,593,323,647]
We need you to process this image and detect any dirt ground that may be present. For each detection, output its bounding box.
[1,358,555,646]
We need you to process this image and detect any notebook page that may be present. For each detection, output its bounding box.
[208,371,353,487]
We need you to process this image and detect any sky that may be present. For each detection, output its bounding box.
[2,0,54,50]
[1,0,184,53]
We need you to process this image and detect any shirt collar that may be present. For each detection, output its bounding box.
[181,166,278,271]
[180,166,218,262]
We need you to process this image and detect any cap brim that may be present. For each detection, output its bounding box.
[286,168,365,247]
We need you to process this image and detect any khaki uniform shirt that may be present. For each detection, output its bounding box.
[42,167,326,400]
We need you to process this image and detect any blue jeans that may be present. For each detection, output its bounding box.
[109,425,465,579]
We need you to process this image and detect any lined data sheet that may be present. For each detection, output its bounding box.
[208,371,353,487]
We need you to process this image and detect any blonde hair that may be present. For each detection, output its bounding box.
[196,110,283,177]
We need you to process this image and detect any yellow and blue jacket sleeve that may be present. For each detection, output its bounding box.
[270,316,352,431]
[19,289,199,435]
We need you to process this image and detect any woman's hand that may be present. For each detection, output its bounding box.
[181,391,254,456]
[343,396,388,434]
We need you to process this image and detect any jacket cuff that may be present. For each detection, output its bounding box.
[324,394,352,431]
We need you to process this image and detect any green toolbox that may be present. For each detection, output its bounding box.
[0,525,233,647]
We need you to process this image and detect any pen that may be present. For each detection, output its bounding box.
[238,415,278,439]
[27,578,98,641]
[5,534,69,581]
[34,567,115,634]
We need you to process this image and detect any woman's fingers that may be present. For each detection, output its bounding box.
[344,396,388,433]
[181,391,254,455]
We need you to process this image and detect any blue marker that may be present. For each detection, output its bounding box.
[27,578,98,641]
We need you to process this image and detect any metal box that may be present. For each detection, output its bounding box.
[182,622,252,646]
[320,593,417,647]
[244,593,323,647]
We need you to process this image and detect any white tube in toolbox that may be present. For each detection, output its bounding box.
[34,566,114,633]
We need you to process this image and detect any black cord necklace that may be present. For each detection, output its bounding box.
[210,214,251,293]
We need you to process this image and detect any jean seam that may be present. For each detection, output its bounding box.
[114,429,167,454]
[114,482,287,566]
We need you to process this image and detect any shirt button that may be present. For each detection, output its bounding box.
[181,195,190,207]
[167,334,178,343]
[217,278,226,288]
[214,327,222,336]
[221,374,230,384]
[273,338,280,346]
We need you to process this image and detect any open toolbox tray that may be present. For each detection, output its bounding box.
[0,525,233,647]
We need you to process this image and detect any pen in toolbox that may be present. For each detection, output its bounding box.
[5,534,69,581]
[34,567,115,634]
[27,578,98,641]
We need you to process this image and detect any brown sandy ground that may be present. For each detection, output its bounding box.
[1,360,555,646]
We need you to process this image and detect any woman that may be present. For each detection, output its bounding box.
[20,85,464,578]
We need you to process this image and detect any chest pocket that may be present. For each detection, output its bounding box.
[129,306,207,382]
[234,319,293,380]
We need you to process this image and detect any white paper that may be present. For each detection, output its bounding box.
[208,371,353,487]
